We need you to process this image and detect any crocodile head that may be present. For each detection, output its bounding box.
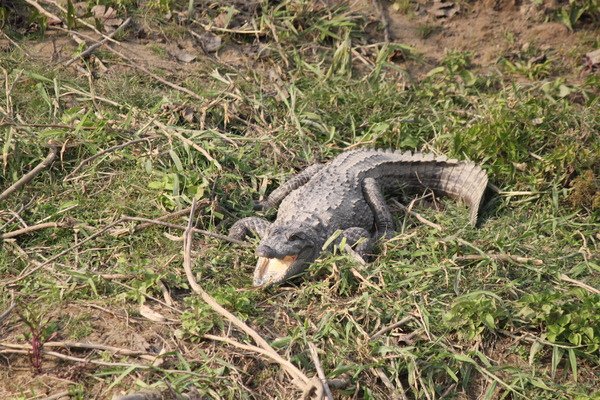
[253,221,321,287]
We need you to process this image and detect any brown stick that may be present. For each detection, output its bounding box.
[370,315,413,341]
[0,300,15,325]
[0,146,58,203]
[559,274,599,295]
[391,199,442,231]
[64,136,157,181]
[66,30,204,101]
[154,121,221,169]
[0,348,149,368]
[0,341,157,362]
[1,222,66,240]
[183,200,310,389]
[63,17,132,67]
[373,0,391,42]
[308,343,334,400]
[121,215,249,246]
[204,334,309,384]
[23,0,62,24]
[41,391,71,400]
[5,218,124,285]
[131,207,194,231]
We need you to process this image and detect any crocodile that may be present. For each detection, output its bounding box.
[229,149,488,287]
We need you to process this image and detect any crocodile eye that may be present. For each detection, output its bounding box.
[288,232,304,242]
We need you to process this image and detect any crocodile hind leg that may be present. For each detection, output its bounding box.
[229,217,271,241]
[362,177,395,239]
[257,163,324,210]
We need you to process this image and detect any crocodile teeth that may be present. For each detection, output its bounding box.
[254,255,298,286]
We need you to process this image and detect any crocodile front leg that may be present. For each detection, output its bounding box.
[362,177,395,238]
[229,217,271,241]
[257,163,324,210]
[340,227,374,258]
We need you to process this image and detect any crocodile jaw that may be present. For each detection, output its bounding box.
[254,255,298,287]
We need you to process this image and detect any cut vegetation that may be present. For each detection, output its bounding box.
[0,0,599,399]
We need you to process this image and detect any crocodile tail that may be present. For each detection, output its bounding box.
[392,151,489,226]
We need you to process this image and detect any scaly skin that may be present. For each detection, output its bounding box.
[230,149,489,287]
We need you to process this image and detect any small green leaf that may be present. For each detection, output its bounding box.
[551,346,563,378]
[484,313,495,329]
[169,150,184,171]
[567,348,578,382]
[453,353,476,364]
[444,365,459,383]
[426,66,445,77]
[529,341,543,365]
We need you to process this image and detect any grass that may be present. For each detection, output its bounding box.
[1,0,599,399]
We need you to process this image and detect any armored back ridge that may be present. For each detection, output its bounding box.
[229,149,489,287]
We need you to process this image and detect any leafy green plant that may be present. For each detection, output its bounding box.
[517,291,600,353]
[501,57,553,80]
[444,292,506,340]
[558,0,600,31]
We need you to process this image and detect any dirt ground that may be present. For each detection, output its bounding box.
[9,0,597,84]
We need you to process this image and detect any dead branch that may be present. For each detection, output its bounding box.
[154,121,221,169]
[183,200,311,390]
[391,199,442,231]
[0,294,15,325]
[64,136,158,181]
[0,341,157,362]
[66,29,204,101]
[121,215,249,246]
[559,274,599,295]
[370,315,413,341]
[109,207,196,237]
[5,218,124,285]
[1,222,67,240]
[373,0,391,42]
[204,334,309,385]
[308,343,334,400]
[0,348,149,369]
[0,146,58,203]
[64,17,132,67]
[23,0,61,24]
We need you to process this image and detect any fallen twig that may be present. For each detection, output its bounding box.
[0,341,158,362]
[23,0,61,24]
[114,207,194,235]
[0,294,15,325]
[120,215,248,246]
[370,315,413,341]
[559,274,599,295]
[308,343,334,400]
[64,136,157,181]
[183,200,312,391]
[66,29,204,101]
[0,145,58,203]
[0,348,149,369]
[1,222,67,240]
[64,17,132,67]
[5,218,124,285]
[154,121,221,169]
[391,199,442,231]
[41,391,71,400]
[373,0,391,42]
